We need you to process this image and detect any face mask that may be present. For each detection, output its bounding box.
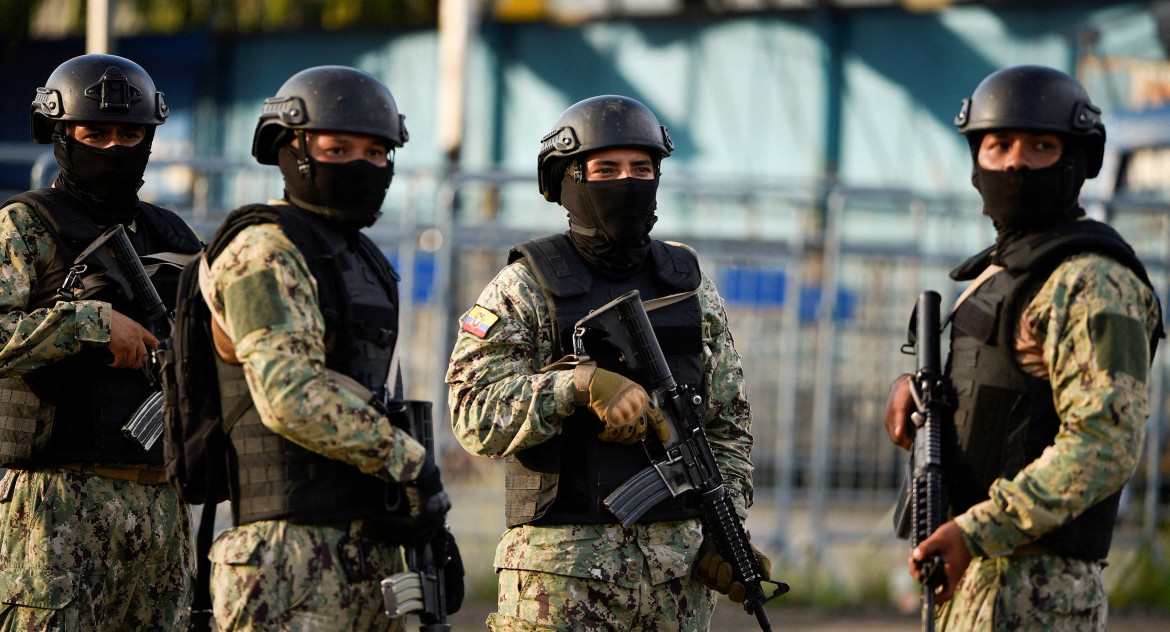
[52,133,151,222]
[972,138,1088,251]
[278,143,393,229]
[560,174,660,278]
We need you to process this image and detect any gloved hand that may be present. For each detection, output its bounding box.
[432,526,465,615]
[572,362,663,445]
[382,456,451,546]
[692,538,772,603]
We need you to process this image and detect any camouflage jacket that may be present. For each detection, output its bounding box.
[0,202,110,376]
[954,252,1162,557]
[447,258,755,586]
[203,215,426,483]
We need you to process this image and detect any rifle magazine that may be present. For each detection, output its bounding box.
[604,465,674,527]
[381,572,424,617]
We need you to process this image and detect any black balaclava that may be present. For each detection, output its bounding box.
[560,163,659,279]
[52,128,153,224]
[972,136,1088,259]
[277,136,392,231]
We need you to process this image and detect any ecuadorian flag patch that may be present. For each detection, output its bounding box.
[461,304,499,338]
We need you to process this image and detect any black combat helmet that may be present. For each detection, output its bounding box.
[954,65,1105,177]
[538,95,674,203]
[31,54,169,144]
[252,65,408,165]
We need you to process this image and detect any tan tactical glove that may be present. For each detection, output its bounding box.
[572,362,663,445]
[693,537,772,603]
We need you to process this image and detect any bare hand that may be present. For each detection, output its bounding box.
[910,520,972,604]
[883,374,915,450]
[108,309,158,369]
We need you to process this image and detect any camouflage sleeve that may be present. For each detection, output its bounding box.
[956,253,1160,557]
[698,273,755,518]
[446,262,578,457]
[206,222,427,482]
[0,202,110,376]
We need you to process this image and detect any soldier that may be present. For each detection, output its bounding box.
[0,54,202,630]
[447,95,771,631]
[203,66,453,632]
[883,66,1163,630]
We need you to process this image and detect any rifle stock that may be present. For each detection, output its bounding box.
[574,290,788,632]
[64,224,167,323]
[59,224,170,451]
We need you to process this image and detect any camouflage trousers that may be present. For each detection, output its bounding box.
[936,554,1107,631]
[0,466,194,632]
[210,519,407,632]
[489,568,717,632]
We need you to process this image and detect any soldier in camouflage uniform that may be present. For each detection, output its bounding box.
[447,95,772,631]
[203,66,455,632]
[883,66,1164,631]
[0,54,202,630]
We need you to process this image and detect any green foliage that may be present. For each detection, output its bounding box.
[13,0,439,41]
[1108,538,1170,611]
[0,0,39,43]
[129,0,438,33]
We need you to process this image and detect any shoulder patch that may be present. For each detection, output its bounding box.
[461,304,500,339]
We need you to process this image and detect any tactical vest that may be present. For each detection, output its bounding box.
[207,204,401,526]
[0,188,201,466]
[503,233,706,527]
[947,220,1161,560]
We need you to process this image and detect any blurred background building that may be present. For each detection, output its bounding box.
[2,0,1169,616]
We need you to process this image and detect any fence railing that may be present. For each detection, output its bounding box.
[3,145,1166,564]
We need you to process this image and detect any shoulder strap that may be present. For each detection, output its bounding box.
[7,188,98,256]
[508,233,592,298]
[653,239,702,292]
[205,203,286,264]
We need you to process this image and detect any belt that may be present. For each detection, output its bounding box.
[1010,543,1058,556]
[58,463,170,486]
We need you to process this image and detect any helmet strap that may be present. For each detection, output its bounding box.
[293,130,313,178]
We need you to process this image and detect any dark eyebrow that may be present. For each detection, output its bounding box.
[590,158,653,167]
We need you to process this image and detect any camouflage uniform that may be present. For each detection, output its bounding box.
[447,261,754,631]
[938,252,1161,631]
[0,202,194,631]
[209,520,405,632]
[204,217,427,632]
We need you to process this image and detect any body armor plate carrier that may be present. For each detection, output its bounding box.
[504,233,706,527]
[0,188,200,466]
[947,220,1161,560]
[207,204,401,526]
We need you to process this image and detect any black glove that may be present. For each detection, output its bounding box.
[432,526,465,615]
[381,457,451,546]
[692,538,772,603]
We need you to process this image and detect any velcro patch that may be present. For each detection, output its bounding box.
[225,269,289,337]
[461,304,499,339]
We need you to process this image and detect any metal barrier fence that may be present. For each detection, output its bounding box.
[2,146,1167,567]
[425,171,1170,563]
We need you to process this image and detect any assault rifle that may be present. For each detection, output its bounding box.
[893,291,951,632]
[575,290,788,632]
[57,224,169,451]
[380,398,462,632]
